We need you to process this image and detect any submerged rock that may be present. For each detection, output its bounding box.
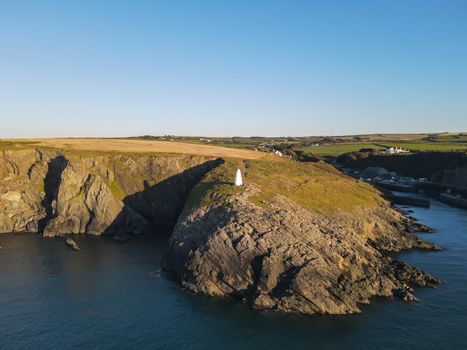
[113,232,129,243]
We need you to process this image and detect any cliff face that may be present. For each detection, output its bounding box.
[433,166,467,188]
[1,149,440,315]
[0,149,46,233]
[0,149,220,237]
[167,159,439,315]
[338,151,467,181]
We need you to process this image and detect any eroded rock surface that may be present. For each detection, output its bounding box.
[1,148,440,316]
[0,149,220,237]
[167,181,439,315]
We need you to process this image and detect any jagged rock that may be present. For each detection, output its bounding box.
[1,147,441,317]
[65,237,81,251]
[43,163,125,236]
[167,180,439,316]
[0,149,220,236]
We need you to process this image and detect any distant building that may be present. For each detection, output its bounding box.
[384,147,410,154]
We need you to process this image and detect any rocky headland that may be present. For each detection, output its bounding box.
[166,159,439,315]
[0,146,440,315]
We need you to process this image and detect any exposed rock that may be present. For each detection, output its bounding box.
[1,148,441,316]
[0,191,22,202]
[434,166,467,188]
[167,161,440,316]
[0,149,220,236]
[65,237,81,251]
[43,162,125,236]
[0,150,47,232]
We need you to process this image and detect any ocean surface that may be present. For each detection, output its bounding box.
[1,196,467,349]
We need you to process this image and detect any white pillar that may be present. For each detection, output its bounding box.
[234,169,243,186]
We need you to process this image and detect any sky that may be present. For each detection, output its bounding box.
[1,0,466,137]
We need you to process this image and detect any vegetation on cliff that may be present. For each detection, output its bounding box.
[0,143,441,316]
[0,148,219,235]
[185,157,383,215]
[168,157,439,315]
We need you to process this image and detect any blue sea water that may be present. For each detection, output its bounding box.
[1,197,466,349]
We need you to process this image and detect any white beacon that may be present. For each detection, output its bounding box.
[234,169,243,186]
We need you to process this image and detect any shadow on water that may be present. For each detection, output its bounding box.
[2,184,467,348]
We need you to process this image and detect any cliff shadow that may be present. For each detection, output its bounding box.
[104,158,224,239]
[38,155,69,232]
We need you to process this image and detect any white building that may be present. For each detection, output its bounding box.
[384,147,410,154]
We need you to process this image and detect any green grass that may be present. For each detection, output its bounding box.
[0,140,39,151]
[299,140,467,157]
[109,179,125,200]
[71,184,86,200]
[299,142,385,156]
[36,182,45,194]
[172,137,301,150]
[185,157,383,215]
[378,142,467,152]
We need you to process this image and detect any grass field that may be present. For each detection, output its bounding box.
[3,133,466,159]
[0,138,264,160]
[298,137,467,157]
[185,157,382,214]
[299,142,385,156]
[378,142,467,152]
[165,132,467,157]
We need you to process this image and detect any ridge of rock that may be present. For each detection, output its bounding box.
[0,148,220,237]
[166,159,439,315]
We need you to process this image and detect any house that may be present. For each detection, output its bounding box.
[384,147,410,154]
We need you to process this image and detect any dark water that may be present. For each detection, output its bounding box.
[1,198,467,349]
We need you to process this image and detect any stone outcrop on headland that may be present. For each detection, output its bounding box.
[166,160,439,315]
[1,148,440,315]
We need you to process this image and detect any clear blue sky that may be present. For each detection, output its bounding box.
[1,0,466,137]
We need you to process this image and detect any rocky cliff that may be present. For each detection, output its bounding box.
[167,159,439,315]
[0,148,220,237]
[338,150,467,182]
[433,166,467,189]
[1,148,440,315]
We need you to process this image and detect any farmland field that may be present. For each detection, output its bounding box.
[0,138,264,159]
[298,142,385,156]
[298,134,467,157]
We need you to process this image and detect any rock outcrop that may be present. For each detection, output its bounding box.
[167,159,439,315]
[0,149,46,233]
[1,148,441,316]
[0,148,220,237]
[433,165,467,189]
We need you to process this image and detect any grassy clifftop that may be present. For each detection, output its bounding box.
[185,157,383,215]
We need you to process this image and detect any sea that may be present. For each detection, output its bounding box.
[1,195,466,349]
